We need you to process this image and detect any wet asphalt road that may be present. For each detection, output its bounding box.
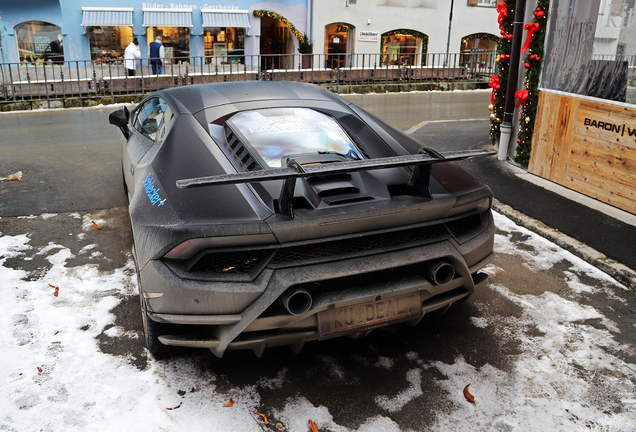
[2,92,636,430]
[0,91,490,217]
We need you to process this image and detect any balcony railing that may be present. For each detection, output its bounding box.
[0,51,497,110]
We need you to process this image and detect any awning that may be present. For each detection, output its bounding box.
[201,9,251,28]
[142,8,193,27]
[81,7,134,27]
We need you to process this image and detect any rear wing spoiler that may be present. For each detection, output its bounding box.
[176,148,493,218]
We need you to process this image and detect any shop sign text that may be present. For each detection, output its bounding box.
[358,31,379,42]
[142,2,241,10]
[584,117,636,137]
[606,0,636,28]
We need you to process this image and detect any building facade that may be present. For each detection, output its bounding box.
[0,0,309,64]
[311,0,499,67]
[0,0,499,66]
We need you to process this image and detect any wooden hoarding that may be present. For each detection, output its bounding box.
[529,90,636,214]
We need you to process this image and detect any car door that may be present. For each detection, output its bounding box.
[123,97,175,196]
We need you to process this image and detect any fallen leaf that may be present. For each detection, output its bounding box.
[249,411,266,431]
[49,284,59,297]
[166,403,182,410]
[308,419,319,432]
[250,411,269,425]
[37,367,42,373]
[463,384,475,403]
[92,221,102,230]
[0,171,23,181]
[224,398,233,407]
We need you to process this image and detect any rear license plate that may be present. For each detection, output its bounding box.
[318,293,422,339]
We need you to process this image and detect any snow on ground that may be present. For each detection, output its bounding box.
[1,211,636,431]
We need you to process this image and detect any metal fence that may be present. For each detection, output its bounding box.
[0,51,497,110]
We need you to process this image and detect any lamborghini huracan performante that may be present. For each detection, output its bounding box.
[109,81,495,357]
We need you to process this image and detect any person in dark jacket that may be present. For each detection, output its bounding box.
[149,36,165,75]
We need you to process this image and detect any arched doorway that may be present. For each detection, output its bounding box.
[15,21,64,64]
[461,33,499,71]
[381,30,428,66]
[254,10,304,70]
[324,23,354,68]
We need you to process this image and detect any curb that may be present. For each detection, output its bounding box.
[492,198,636,292]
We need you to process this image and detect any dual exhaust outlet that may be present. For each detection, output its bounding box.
[280,260,456,316]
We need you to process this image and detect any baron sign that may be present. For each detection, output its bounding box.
[584,118,636,137]
[358,31,379,42]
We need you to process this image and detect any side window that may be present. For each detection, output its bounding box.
[133,98,174,142]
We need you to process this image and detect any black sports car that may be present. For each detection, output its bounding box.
[109,81,495,357]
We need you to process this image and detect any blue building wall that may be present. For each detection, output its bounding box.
[0,0,307,63]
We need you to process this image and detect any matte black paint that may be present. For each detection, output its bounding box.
[113,81,496,356]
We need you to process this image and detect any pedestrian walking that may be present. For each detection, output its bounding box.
[124,38,141,76]
[149,36,165,75]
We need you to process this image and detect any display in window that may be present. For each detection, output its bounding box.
[87,26,133,63]
[15,21,64,64]
[204,27,245,64]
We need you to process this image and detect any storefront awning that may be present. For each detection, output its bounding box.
[142,8,193,27]
[201,9,251,28]
[81,7,134,27]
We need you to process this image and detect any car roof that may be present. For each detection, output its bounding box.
[156,81,350,115]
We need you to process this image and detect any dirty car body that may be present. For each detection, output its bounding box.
[109,81,495,357]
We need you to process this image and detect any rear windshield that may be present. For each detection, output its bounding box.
[227,108,364,168]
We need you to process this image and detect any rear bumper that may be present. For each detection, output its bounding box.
[139,211,494,357]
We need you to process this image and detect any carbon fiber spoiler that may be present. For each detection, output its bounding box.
[176,148,493,218]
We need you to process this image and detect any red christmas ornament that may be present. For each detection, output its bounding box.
[501,30,506,35]
[535,56,540,61]
[517,139,522,144]
[535,10,545,19]
[525,63,531,69]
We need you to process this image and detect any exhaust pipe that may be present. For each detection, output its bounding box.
[281,288,313,315]
[425,261,455,285]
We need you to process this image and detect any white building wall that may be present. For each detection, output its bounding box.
[311,0,499,54]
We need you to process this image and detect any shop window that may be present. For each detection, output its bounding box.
[461,34,498,69]
[204,27,245,65]
[15,21,64,64]
[380,30,427,66]
[324,23,354,68]
[147,26,190,64]
[87,26,133,62]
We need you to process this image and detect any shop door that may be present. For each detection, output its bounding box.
[260,17,289,70]
[325,23,354,68]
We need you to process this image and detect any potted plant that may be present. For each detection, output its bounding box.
[298,34,313,69]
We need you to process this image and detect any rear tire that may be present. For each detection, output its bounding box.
[138,274,169,355]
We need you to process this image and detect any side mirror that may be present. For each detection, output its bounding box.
[109,106,131,139]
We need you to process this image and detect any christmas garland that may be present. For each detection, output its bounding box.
[381,29,429,65]
[514,1,548,166]
[461,33,499,47]
[253,10,304,43]
[489,1,514,145]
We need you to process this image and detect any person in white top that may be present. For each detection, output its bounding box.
[124,38,141,76]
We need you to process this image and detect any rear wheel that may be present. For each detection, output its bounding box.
[138,274,170,355]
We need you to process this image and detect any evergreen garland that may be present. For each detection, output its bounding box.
[489,1,514,145]
[381,29,429,55]
[253,10,304,42]
[514,1,549,166]
[461,33,499,46]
